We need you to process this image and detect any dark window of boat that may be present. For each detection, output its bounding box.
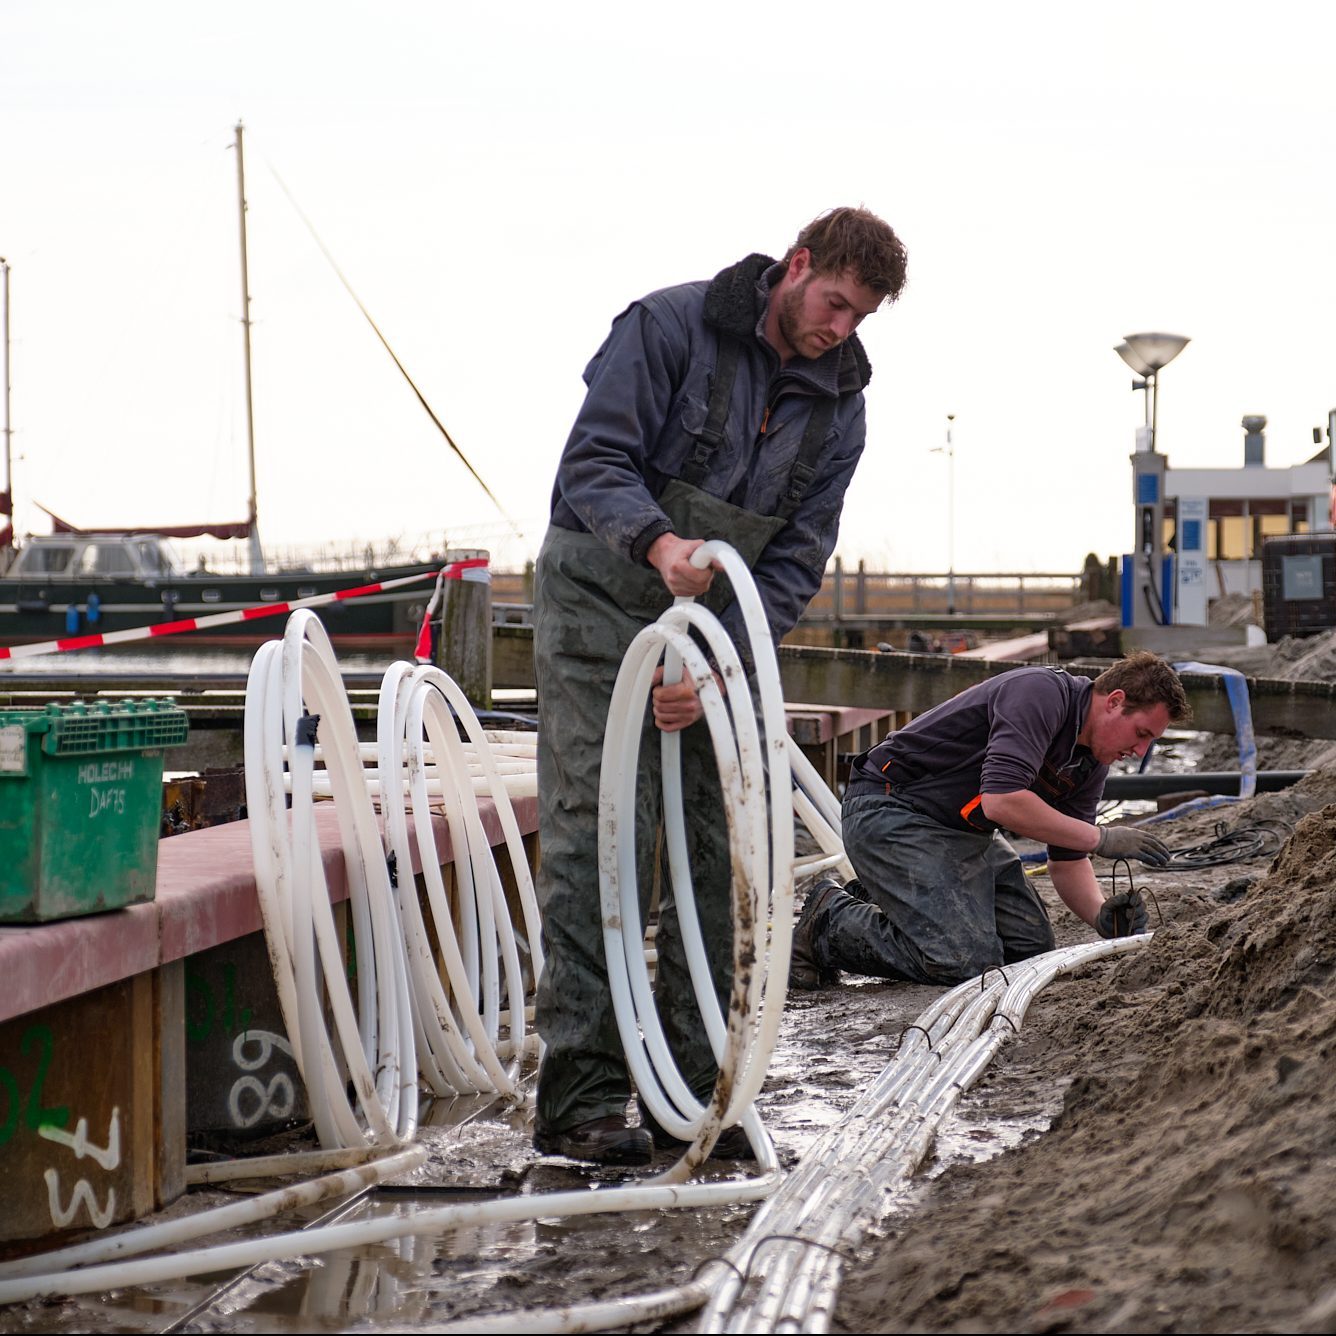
[79,546,135,576]
[260,588,281,601]
[135,541,169,576]
[24,546,76,575]
[201,589,222,603]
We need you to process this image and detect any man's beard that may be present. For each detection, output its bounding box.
[776,275,820,359]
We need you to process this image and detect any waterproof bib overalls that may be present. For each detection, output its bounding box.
[534,359,837,1132]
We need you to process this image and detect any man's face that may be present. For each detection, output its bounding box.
[1085,691,1172,765]
[773,250,884,362]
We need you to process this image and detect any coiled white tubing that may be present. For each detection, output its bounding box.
[601,539,795,1176]
[374,659,543,1099]
[243,611,546,1148]
[245,610,416,1148]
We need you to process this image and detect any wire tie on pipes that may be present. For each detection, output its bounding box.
[979,965,1011,991]
[740,1234,858,1281]
[894,1024,934,1055]
[690,1256,746,1286]
[991,1013,1020,1035]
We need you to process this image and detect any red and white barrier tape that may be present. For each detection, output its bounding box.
[0,565,466,662]
[414,557,490,664]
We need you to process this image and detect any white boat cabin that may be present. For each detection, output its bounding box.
[8,533,178,581]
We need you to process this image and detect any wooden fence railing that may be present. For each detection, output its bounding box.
[491,562,1086,621]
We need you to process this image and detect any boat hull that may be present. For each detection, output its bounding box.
[0,562,442,650]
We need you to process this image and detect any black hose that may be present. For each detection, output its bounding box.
[1167,819,1291,868]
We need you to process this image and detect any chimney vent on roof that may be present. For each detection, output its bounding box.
[1242,415,1267,467]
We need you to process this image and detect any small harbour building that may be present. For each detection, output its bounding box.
[1125,412,1335,633]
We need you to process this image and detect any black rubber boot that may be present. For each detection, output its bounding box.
[533,1114,653,1165]
[789,876,845,990]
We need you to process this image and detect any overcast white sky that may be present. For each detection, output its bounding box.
[4,1,1334,574]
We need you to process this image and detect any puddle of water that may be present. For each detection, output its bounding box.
[193,1201,545,1331]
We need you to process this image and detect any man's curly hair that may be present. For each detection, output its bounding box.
[784,206,909,304]
[1093,650,1192,723]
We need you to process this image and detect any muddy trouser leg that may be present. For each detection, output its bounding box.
[533,605,664,1132]
[533,644,620,1130]
[651,715,732,1105]
[811,792,1051,985]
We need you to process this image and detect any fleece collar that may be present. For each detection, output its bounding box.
[702,252,872,395]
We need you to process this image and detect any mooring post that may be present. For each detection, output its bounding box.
[435,548,493,709]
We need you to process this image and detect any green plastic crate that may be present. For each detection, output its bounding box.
[0,699,189,923]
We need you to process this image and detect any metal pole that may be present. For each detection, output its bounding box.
[234,122,264,574]
[946,415,956,614]
[0,257,11,547]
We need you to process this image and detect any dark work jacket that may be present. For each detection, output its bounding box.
[548,254,871,651]
[847,667,1107,861]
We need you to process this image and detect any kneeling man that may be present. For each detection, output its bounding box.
[791,653,1190,989]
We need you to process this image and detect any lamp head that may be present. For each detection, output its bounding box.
[1122,332,1190,373]
[1115,342,1155,377]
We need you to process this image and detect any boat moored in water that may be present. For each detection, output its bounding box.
[0,531,443,649]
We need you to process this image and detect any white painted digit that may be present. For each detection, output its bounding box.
[45,1169,116,1229]
[228,1073,295,1128]
[228,1030,297,1127]
[38,1106,121,1171]
[232,1029,294,1071]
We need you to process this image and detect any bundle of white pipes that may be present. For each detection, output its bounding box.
[696,935,1150,1333]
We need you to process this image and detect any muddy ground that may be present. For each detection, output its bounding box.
[838,763,1336,1335]
[7,755,1336,1332]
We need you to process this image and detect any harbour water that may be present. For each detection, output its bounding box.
[0,642,405,679]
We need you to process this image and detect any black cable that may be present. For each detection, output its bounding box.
[1142,554,1168,626]
[1167,818,1291,869]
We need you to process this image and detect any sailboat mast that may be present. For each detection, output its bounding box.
[1,257,12,553]
[234,122,265,575]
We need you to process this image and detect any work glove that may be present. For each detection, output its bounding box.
[1094,825,1170,866]
[1096,888,1150,938]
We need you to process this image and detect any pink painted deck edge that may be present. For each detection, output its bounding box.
[0,795,538,1024]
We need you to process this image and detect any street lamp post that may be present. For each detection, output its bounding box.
[1115,332,1189,454]
[1114,332,1189,627]
[931,415,956,614]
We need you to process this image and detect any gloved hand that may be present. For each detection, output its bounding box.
[1097,889,1150,938]
[1094,825,1170,866]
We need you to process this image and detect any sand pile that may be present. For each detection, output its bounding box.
[840,795,1336,1333]
[1268,627,1336,683]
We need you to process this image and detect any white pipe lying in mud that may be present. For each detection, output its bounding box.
[0,1168,782,1306]
[0,1147,426,1282]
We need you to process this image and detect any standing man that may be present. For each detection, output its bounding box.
[790,653,1190,991]
[533,208,909,1164]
